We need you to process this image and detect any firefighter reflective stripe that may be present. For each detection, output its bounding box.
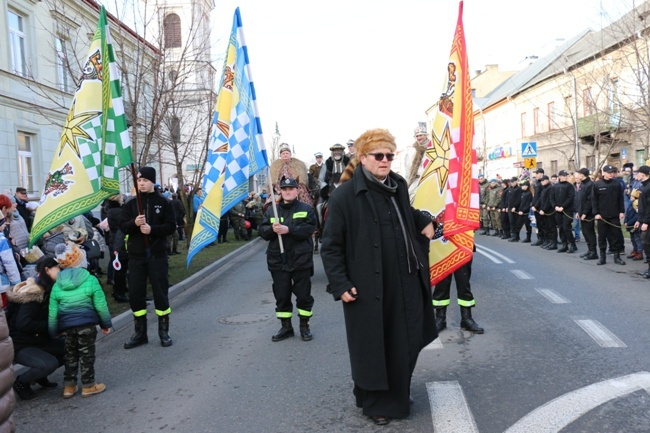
[156,307,172,316]
[276,311,292,318]
[297,309,312,317]
[458,299,476,307]
[293,211,308,218]
[133,309,147,317]
[432,299,450,307]
[270,217,285,223]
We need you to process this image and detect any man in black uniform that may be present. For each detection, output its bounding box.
[634,165,650,277]
[530,168,545,246]
[592,164,626,265]
[550,170,576,253]
[498,180,511,239]
[120,167,177,349]
[538,175,557,250]
[259,176,318,342]
[507,177,523,241]
[576,168,598,260]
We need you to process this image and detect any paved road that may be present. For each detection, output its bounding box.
[12,236,650,432]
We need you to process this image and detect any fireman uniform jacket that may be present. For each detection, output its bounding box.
[120,191,176,258]
[258,199,317,272]
[550,181,575,213]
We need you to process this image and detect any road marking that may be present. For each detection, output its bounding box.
[536,289,570,304]
[474,248,503,263]
[573,318,626,348]
[504,372,650,433]
[427,381,480,433]
[423,338,443,350]
[511,269,533,279]
[475,244,515,263]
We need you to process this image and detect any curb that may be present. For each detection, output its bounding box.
[14,239,262,377]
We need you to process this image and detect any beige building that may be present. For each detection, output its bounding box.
[0,0,158,197]
[469,1,650,179]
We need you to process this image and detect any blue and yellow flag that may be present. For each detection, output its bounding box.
[187,8,269,265]
[413,1,478,286]
[29,6,132,247]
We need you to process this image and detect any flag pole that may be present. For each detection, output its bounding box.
[267,167,284,254]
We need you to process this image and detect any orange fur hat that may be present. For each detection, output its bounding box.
[354,129,397,156]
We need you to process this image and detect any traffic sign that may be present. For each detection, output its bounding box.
[521,142,537,157]
[524,157,537,169]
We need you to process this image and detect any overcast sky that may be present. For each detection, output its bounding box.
[208,0,630,164]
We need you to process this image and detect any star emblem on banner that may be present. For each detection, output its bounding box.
[421,123,452,195]
[58,107,100,158]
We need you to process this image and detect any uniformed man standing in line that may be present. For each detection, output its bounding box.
[530,168,545,246]
[550,170,576,253]
[498,180,511,239]
[634,165,650,277]
[259,177,318,342]
[478,174,490,235]
[487,179,502,237]
[538,175,557,250]
[575,168,598,260]
[592,164,626,265]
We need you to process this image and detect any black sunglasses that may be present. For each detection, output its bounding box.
[367,152,395,161]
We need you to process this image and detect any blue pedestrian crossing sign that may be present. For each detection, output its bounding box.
[521,142,537,157]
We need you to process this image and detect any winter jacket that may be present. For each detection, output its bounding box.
[6,277,51,352]
[592,178,625,218]
[104,199,123,251]
[258,199,317,272]
[0,309,15,433]
[0,233,21,295]
[48,268,112,336]
[120,191,176,258]
[550,181,575,213]
[578,178,595,217]
[637,179,650,225]
[8,213,29,252]
[518,189,532,214]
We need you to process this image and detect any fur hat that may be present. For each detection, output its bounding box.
[55,243,87,269]
[137,166,156,184]
[278,143,291,155]
[356,129,397,156]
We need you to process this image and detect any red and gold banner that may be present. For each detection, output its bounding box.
[413,1,479,286]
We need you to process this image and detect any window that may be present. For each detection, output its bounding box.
[8,10,27,76]
[521,112,527,137]
[56,38,73,92]
[164,14,182,48]
[564,96,573,128]
[583,87,595,116]
[586,155,596,171]
[551,160,558,176]
[547,102,556,130]
[533,108,540,134]
[17,132,35,193]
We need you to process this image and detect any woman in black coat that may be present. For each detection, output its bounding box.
[320,129,437,426]
[6,256,64,400]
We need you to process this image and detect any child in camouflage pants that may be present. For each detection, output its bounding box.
[49,243,112,398]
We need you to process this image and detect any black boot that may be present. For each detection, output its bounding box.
[158,315,173,347]
[614,253,626,266]
[460,307,484,334]
[580,250,590,258]
[531,237,543,246]
[491,229,501,237]
[124,315,148,349]
[597,250,607,265]
[435,307,447,332]
[567,242,577,254]
[112,292,129,303]
[522,234,531,243]
[547,241,558,251]
[557,243,568,253]
[13,377,38,400]
[508,234,519,242]
[299,316,313,341]
[583,249,598,260]
[541,240,550,249]
[272,318,294,342]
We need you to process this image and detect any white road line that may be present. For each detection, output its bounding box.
[573,318,626,348]
[505,372,650,433]
[427,381,480,433]
[423,338,443,350]
[511,269,533,279]
[474,248,503,263]
[536,289,570,304]
[475,244,516,263]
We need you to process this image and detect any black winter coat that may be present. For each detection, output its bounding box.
[550,181,575,212]
[6,277,52,352]
[320,167,437,390]
[258,199,317,272]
